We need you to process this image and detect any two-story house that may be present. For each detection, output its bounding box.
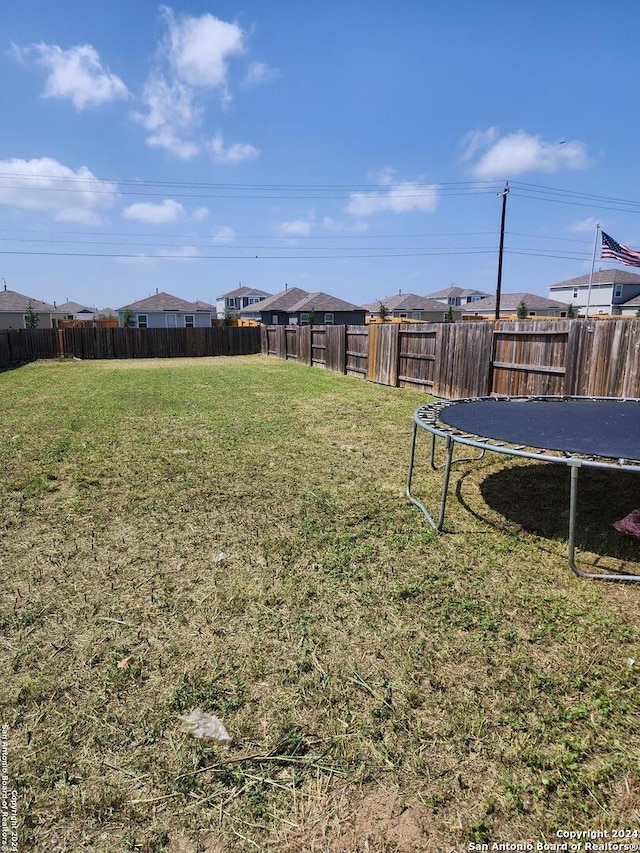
[548,269,640,316]
[426,286,491,306]
[216,286,271,320]
[362,293,462,322]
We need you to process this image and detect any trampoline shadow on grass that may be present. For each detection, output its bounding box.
[459,462,640,567]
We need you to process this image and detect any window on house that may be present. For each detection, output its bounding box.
[614,284,623,298]
[573,288,579,298]
[227,298,238,308]
[272,314,279,324]
[412,312,421,319]
[301,313,311,325]
[185,314,195,327]
[325,313,335,325]
[248,296,261,304]
[399,313,407,318]
[137,314,148,328]
[529,311,536,316]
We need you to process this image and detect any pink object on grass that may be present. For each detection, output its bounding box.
[613,509,640,540]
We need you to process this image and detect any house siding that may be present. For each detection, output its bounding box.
[119,311,211,328]
[0,311,56,330]
[289,310,366,325]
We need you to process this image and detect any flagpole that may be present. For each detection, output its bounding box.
[584,221,600,319]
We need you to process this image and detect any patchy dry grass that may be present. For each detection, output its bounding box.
[1,355,639,852]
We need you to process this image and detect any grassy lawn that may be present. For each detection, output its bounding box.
[1,355,639,852]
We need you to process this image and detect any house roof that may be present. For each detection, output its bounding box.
[98,307,118,318]
[287,292,366,313]
[621,295,640,307]
[57,301,95,313]
[192,300,215,310]
[0,289,57,312]
[549,269,640,289]
[217,286,272,299]
[426,286,491,299]
[116,292,212,312]
[463,292,569,312]
[362,293,452,312]
[241,287,310,313]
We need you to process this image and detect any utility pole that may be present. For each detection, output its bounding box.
[495,182,509,321]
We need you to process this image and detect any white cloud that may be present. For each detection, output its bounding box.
[321,216,368,233]
[122,199,185,224]
[133,72,201,159]
[212,225,236,243]
[459,128,499,163]
[114,246,199,264]
[278,219,312,237]
[157,245,199,260]
[463,129,590,179]
[244,61,279,85]
[11,42,129,110]
[134,7,248,158]
[192,206,209,221]
[277,211,316,237]
[0,157,117,224]
[161,5,244,90]
[345,174,439,217]
[208,132,260,165]
[570,217,600,233]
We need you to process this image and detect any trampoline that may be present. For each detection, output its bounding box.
[406,395,640,583]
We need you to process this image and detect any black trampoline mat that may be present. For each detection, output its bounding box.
[439,399,640,460]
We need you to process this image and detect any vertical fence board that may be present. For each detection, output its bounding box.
[325,325,346,374]
[369,323,398,386]
[311,326,327,367]
[346,325,369,377]
[398,324,438,390]
[297,325,311,366]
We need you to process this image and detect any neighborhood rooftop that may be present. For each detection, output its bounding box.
[116,292,214,312]
[217,286,271,299]
[548,268,640,289]
[0,289,57,312]
[464,292,569,311]
[286,292,364,312]
[362,294,453,312]
[240,287,309,313]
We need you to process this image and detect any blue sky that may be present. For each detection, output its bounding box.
[2,0,640,309]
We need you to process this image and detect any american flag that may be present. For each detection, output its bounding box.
[601,231,640,267]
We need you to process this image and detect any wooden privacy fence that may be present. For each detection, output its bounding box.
[261,319,640,399]
[0,326,261,367]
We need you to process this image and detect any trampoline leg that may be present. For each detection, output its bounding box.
[406,426,453,532]
[429,430,485,471]
[567,461,640,583]
[437,436,455,530]
[406,422,438,529]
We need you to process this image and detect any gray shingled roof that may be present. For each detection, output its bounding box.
[549,269,640,289]
[426,286,491,299]
[362,293,451,312]
[241,287,310,313]
[621,295,640,307]
[57,301,95,313]
[464,292,569,311]
[116,292,212,312]
[217,286,272,299]
[287,292,365,313]
[0,290,57,312]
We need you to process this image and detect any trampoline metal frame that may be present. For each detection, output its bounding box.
[406,395,640,583]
